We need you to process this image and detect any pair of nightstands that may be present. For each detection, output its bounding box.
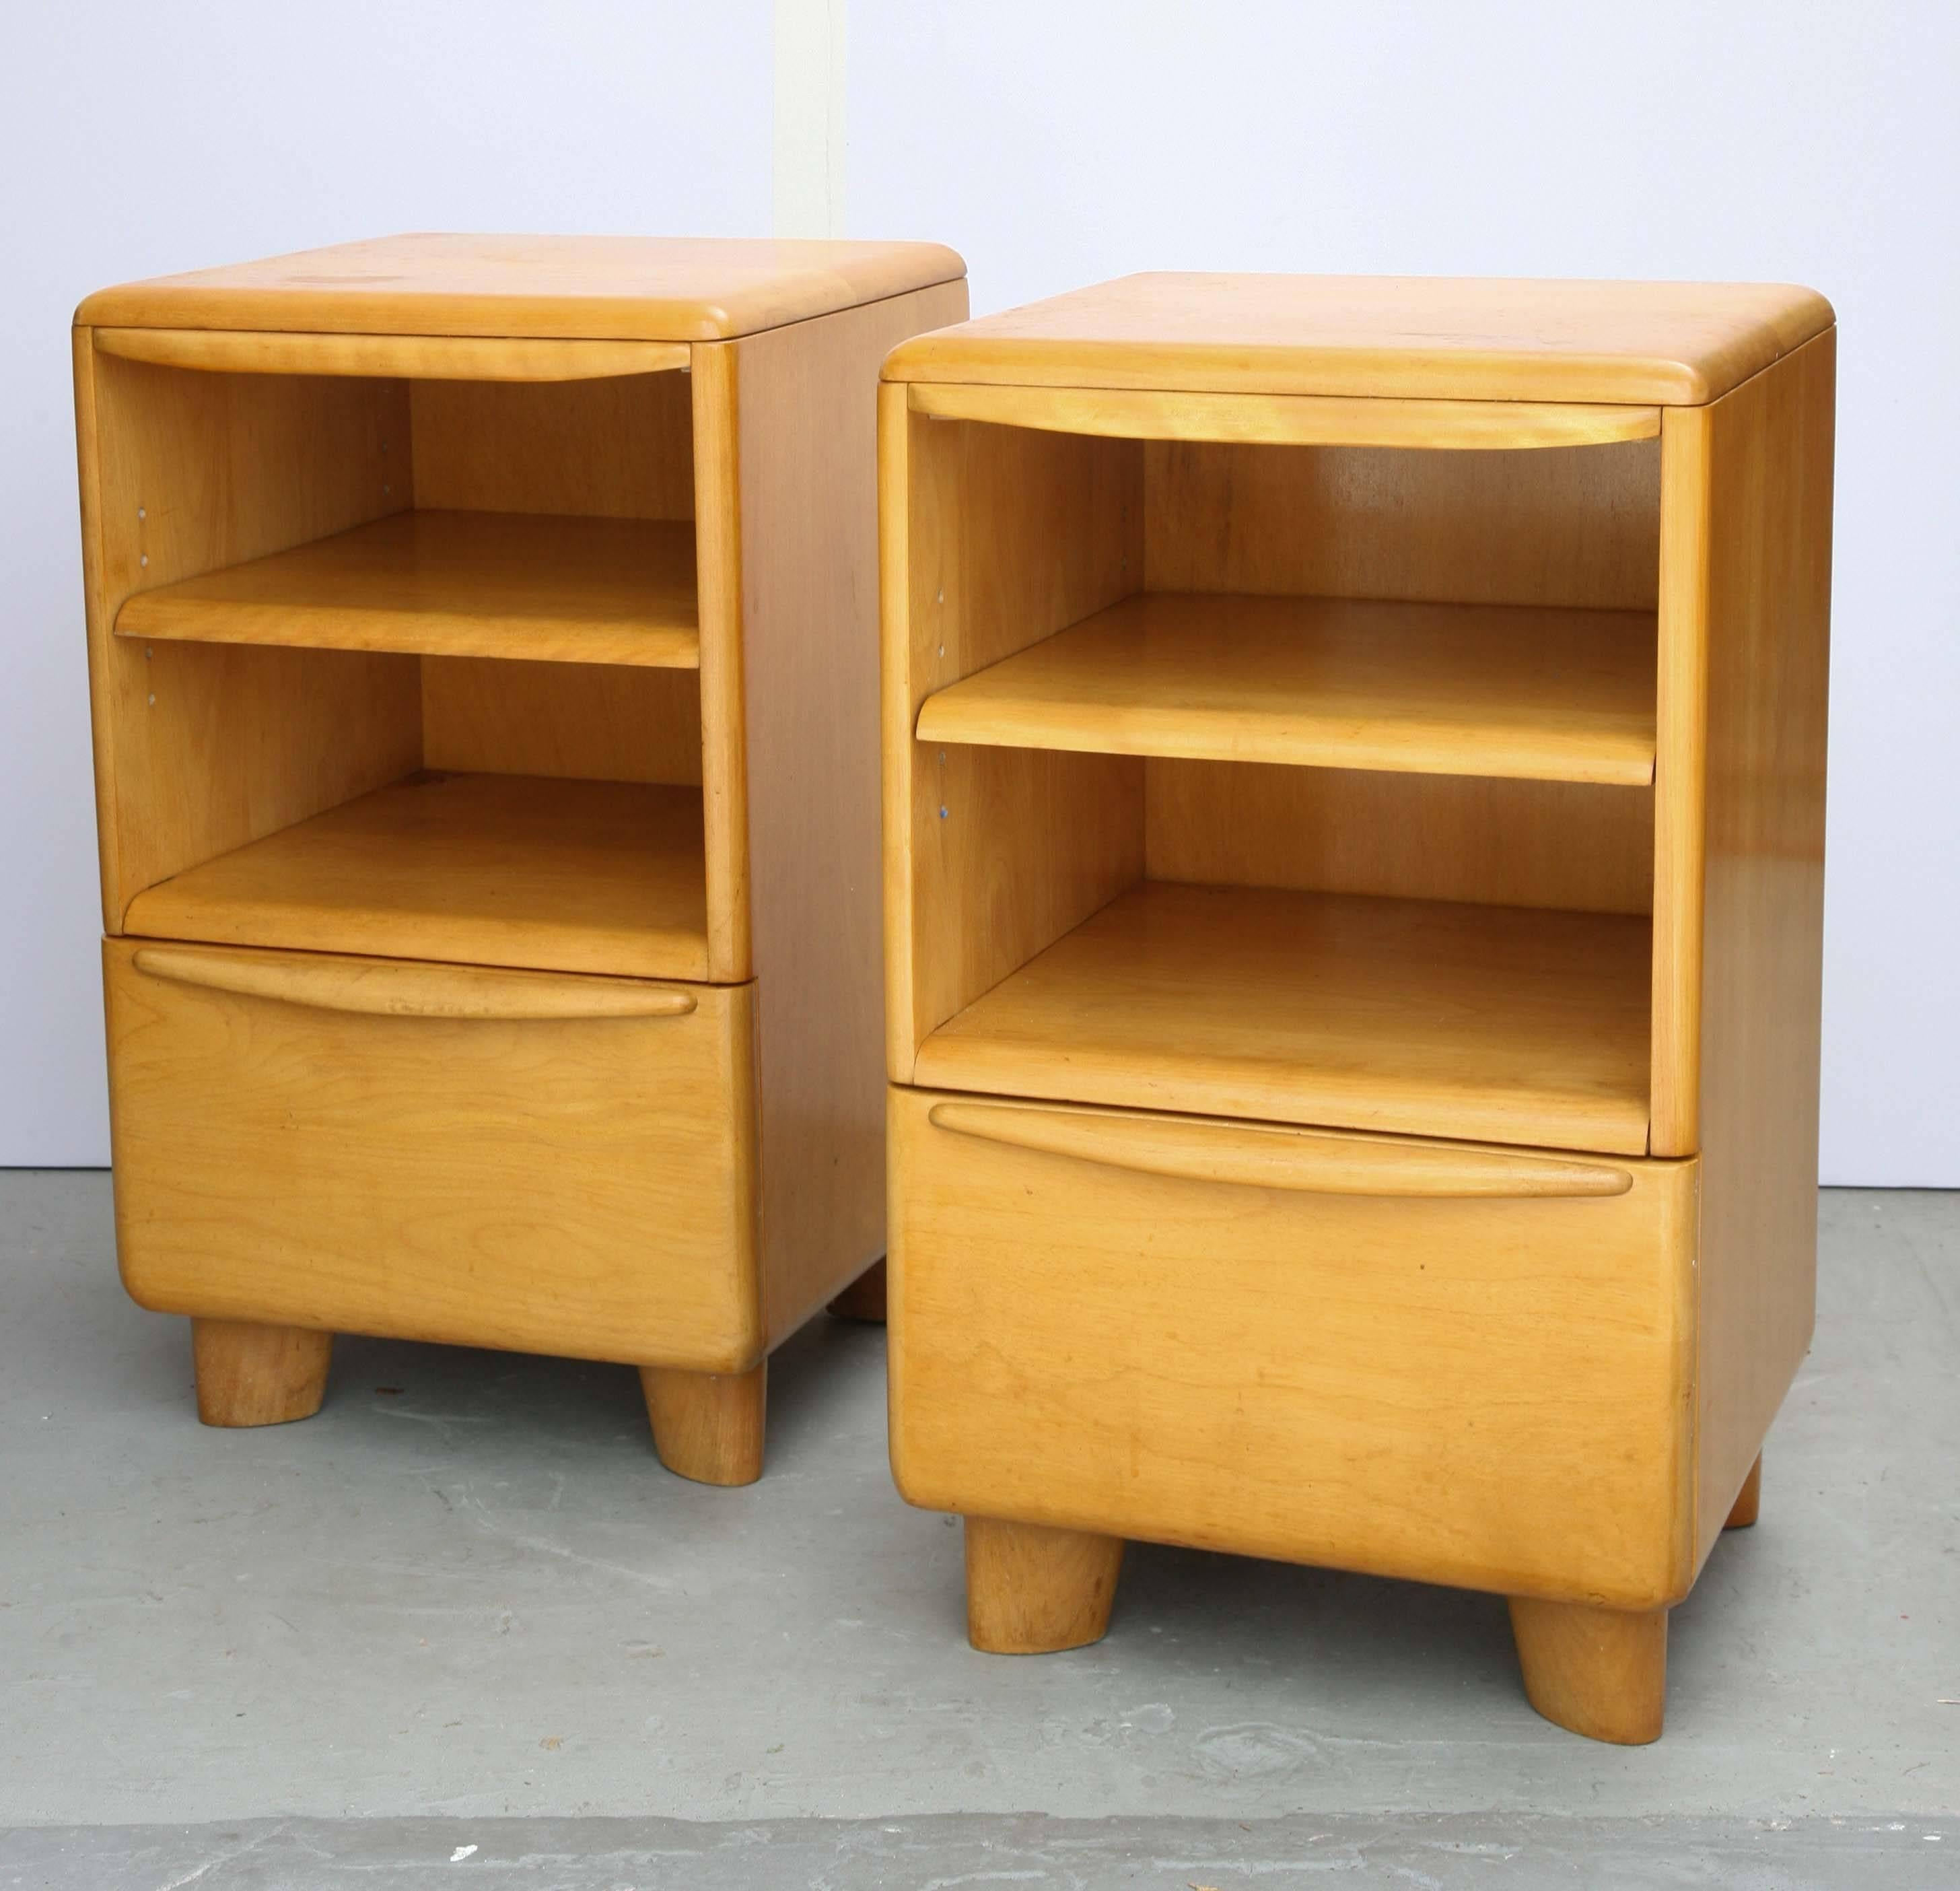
[75,244,1832,1744]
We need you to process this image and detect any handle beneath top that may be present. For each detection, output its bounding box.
[131,945,697,1022]
[92,327,691,383]
[925,1100,1632,1199]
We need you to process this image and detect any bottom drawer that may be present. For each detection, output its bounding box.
[104,938,761,1370]
[889,1087,1699,1608]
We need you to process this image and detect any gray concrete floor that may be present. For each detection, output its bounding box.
[0,1175,1953,1889]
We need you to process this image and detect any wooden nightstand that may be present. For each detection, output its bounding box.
[75,233,967,1482]
[879,274,1833,1741]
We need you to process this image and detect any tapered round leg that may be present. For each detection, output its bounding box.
[191,1318,332,1427]
[827,1258,887,1323]
[1724,1453,1762,1529]
[639,1363,767,1486]
[1509,1596,1668,1744]
[965,1516,1125,1654]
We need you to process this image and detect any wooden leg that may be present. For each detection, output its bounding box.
[191,1318,332,1427]
[1509,1596,1668,1744]
[965,1516,1125,1654]
[639,1363,767,1486]
[1724,1453,1762,1529]
[827,1258,887,1323]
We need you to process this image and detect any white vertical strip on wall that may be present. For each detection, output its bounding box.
[773,0,848,237]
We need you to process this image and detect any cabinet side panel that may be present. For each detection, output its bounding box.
[85,349,422,918]
[1692,331,1835,1569]
[893,410,1146,1065]
[736,283,971,1344]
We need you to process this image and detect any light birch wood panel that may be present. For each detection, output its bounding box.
[104,937,761,1371]
[882,403,1145,1074]
[92,326,689,381]
[907,380,1660,449]
[409,370,695,520]
[729,281,971,1346]
[78,343,423,927]
[116,510,699,666]
[913,881,1652,1156]
[888,1086,1698,1608]
[917,592,1656,784]
[1685,331,1834,1571]
[1142,436,1660,612]
[79,232,967,341]
[1146,761,1654,917]
[882,274,1833,404]
[420,658,703,786]
[123,771,709,981]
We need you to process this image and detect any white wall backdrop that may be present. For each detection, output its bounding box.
[3,3,1955,1183]
[850,2,1960,1187]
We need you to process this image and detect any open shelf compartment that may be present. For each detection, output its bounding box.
[889,395,1665,1154]
[88,337,720,982]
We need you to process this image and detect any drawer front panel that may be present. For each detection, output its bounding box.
[890,1087,1698,1608]
[104,938,760,1369]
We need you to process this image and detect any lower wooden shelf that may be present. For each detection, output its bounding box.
[121,771,709,980]
[912,881,1652,1155]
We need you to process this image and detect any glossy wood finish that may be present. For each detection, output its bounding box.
[964,1518,1125,1654]
[880,275,1830,1735]
[131,943,698,1020]
[93,326,689,380]
[190,1318,332,1427]
[79,233,966,341]
[915,883,1652,1156]
[883,274,1833,404]
[1689,332,1833,1567]
[917,592,1656,785]
[80,236,968,1466]
[882,400,1142,1074]
[889,1087,1698,1609]
[1146,763,1654,918]
[117,510,699,667]
[1724,1455,1762,1530]
[77,340,422,931]
[640,1365,767,1487]
[1508,1597,1669,1745]
[925,1099,1634,1198]
[106,936,762,1371]
[908,380,1660,449]
[124,772,710,981]
[1143,434,1659,612]
[729,281,970,1345]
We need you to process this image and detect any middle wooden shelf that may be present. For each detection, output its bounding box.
[115,510,701,668]
[915,592,1657,785]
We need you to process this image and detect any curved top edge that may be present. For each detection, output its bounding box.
[882,274,1833,405]
[75,232,968,341]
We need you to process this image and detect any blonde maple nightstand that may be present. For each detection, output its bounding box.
[75,233,967,1483]
[878,274,1833,1741]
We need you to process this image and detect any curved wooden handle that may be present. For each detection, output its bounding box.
[92,327,690,383]
[925,1101,1632,1199]
[131,946,697,1021]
